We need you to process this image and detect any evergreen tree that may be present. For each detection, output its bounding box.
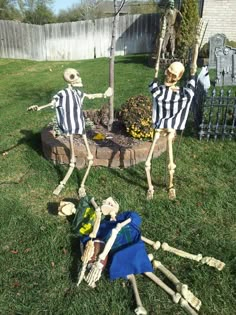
[0,0,22,20]
[176,0,199,59]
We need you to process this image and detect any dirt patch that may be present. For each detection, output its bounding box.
[82,108,142,148]
[85,120,141,148]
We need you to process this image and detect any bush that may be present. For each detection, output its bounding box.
[199,42,209,58]
[176,0,200,59]
[226,40,236,48]
[119,95,153,140]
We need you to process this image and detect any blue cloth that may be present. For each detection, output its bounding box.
[82,211,153,279]
[109,239,153,280]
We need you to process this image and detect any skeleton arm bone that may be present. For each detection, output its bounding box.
[155,16,167,78]
[27,99,56,111]
[85,218,131,287]
[77,240,95,286]
[84,87,113,100]
[190,19,204,76]
[98,218,131,260]
[89,198,102,239]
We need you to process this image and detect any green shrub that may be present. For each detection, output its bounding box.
[176,0,200,59]
[226,40,236,48]
[199,42,209,58]
[119,95,153,140]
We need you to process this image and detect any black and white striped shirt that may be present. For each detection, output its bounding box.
[53,88,85,135]
[149,77,196,130]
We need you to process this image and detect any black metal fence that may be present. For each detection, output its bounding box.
[193,87,236,140]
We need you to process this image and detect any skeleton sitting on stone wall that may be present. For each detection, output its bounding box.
[27,69,112,196]
[59,196,225,315]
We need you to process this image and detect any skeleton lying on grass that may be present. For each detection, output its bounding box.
[59,196,225,315]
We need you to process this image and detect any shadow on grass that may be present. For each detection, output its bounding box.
[0,129,44,156]
[107,160,167,192]
[69,236,82,283]
[47,198,79,216]
[47,198,82,283]
[115,54,151,67]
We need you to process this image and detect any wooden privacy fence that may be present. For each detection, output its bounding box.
[194,88,236,140]
[0,14,159,61]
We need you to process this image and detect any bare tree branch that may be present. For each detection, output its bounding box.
[114,0,126,16]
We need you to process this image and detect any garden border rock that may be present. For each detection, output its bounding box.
[41,127,167,169]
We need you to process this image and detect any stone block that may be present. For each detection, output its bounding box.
[56,154,70,164]
[76,158,86,170]
[74,142,97,158]
[93,158,109,167]
[96,145,120,160]
[153,137,167,158]
[133,142,152,161]
[108,158,121,168]
[120,148,135,168]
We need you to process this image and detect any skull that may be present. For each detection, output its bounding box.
[164,62,185,87]
[63,68,83,87]
[101,197,119,218]
[166,0,175,9]
[58,201,76,216]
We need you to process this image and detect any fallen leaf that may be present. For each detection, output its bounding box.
[51,261,55,268]
[92,133,105,140]
[10,250,18,254]
[13,281,20,288]
[62,248,68,255]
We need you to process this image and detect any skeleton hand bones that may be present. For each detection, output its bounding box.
[27,100,56,112]
[84,87,113,100]
[85,218,131,288]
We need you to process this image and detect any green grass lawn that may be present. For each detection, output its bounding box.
[0,55,236,315]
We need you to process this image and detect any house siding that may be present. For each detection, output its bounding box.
[202,0,236,43]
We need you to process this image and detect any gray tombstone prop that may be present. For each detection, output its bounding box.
[209,34,226,69]
[215,46,236,86]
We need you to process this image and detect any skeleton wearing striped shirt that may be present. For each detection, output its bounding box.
[145,62,197,200]
[28,68,112,196]
[53,88,85,136]
[150,74,196,131]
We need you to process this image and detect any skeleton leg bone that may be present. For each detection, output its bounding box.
[141,236,161,250]
[167,129,176,200]
[145,272,198,315]
[180,298,199,315]
[145,130,161,200]
[53,135,76,195]
[153,260,201,311]
[162,243,203,262]
[78,134,94,197]
[144,272,181,304]
[201,256,225,271]
[127,274,148,315]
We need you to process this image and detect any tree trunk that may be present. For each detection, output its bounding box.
[108,1,118,131]
[108,0,125,131]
